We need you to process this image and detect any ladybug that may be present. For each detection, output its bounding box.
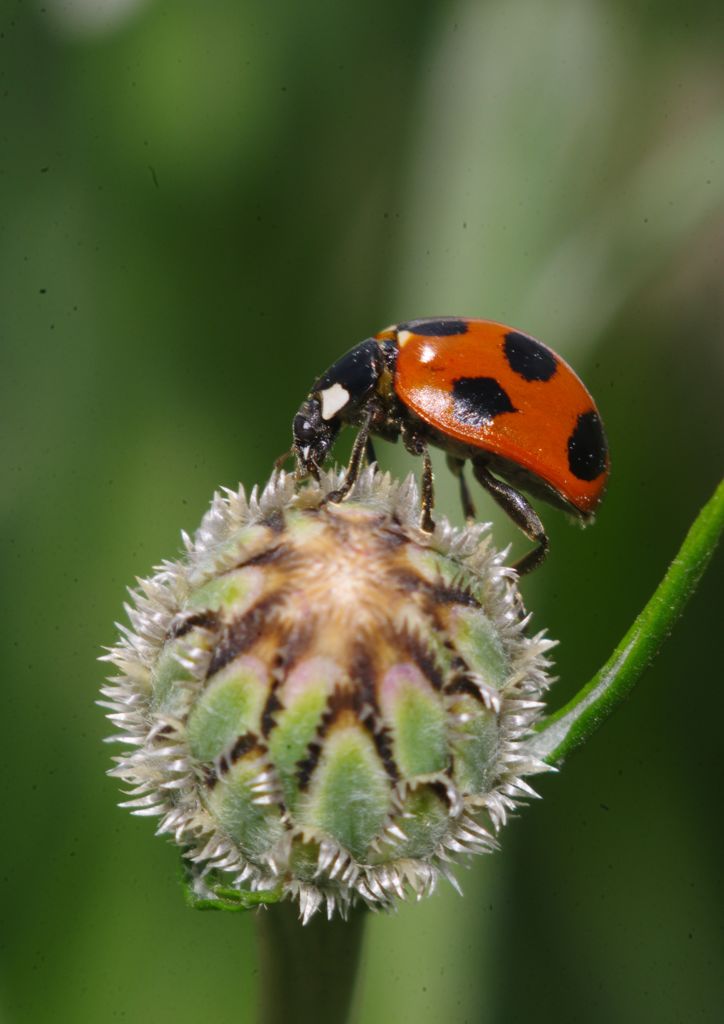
[291,317,609,574]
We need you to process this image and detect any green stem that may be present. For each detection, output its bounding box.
[529,478,724,765]
[255,902,368,1024]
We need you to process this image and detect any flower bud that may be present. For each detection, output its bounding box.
[102,469,554,921]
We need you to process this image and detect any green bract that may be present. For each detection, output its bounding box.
[102,469,554,921]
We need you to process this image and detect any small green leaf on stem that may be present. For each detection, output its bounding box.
[183,874,281,912]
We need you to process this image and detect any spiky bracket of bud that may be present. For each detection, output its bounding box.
[101,468,555,923]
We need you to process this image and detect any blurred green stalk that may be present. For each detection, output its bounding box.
[256,903,367,1024]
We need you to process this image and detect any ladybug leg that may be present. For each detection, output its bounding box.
[401,428,435,532]
[419,444,436,533]
[365,437,378,467]
[446,455,476,523]
[471,461,549,575]
[326,412,373,504]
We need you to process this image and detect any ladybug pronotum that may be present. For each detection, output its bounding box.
[290,317,609,574]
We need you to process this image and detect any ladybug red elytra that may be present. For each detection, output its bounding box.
[290,317,609,574]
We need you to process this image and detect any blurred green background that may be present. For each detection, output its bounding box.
[1,1,723,1021]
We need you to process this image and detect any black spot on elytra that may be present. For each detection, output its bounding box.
[503,331,558,382]
[399,318,468,337]
[452,377,517,427]
[169,610,219,640]
[567,410,608,481]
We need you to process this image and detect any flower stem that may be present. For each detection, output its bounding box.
[255,903,368,1024]
[529,478,724,765]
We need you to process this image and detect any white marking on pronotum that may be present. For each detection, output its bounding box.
[320,383,350,420]
[397,329,413,348]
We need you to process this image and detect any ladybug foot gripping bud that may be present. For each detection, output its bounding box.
[102,469,555,922]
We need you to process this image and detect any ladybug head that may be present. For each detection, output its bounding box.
[292,397,340,480]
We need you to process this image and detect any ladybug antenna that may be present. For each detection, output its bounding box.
[274,448,294,472]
